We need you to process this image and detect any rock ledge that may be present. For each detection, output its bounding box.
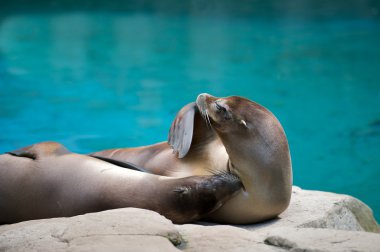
[1,187,379,252]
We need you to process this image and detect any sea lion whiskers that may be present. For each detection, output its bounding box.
[198,103,213,129]
[204,109,213,129]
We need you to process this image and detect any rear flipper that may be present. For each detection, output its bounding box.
[163,172,242,223]
[7,147,37,160]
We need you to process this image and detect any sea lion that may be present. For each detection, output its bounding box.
[91,94,292,224]
[0,141,242,224]
[195,94,292,223]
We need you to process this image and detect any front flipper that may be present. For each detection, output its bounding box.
[168,102,197,158]
[6,141,69,160]
[168,102,219,159]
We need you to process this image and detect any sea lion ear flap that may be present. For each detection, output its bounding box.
[168,102,196,159]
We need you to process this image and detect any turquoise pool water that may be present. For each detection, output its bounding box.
[1,7,379,220]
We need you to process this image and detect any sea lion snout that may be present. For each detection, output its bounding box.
[196,93,239,131]
[196,93,209,103]
[196,93,211,112]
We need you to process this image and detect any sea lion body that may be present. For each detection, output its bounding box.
[92,94,293,224]
[0,142,242,224]
[91,102,229,177]
[92,141,228,177]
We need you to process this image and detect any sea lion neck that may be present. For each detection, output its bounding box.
[215,110,291,180]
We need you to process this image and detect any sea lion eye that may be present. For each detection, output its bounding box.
[215,102,226,112]
[215,101,231,120]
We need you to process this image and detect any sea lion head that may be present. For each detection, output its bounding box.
[195,93,255,133]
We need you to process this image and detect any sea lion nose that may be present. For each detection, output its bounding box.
[197,93,208,101]
[196,93,212,104]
